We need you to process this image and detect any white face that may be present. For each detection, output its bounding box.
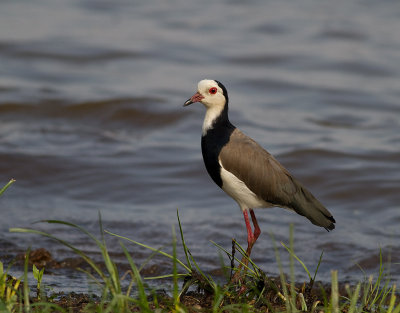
[197,79,226,109]
[184,79,228,135]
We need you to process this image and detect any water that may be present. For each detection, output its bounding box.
[1,0,399,292]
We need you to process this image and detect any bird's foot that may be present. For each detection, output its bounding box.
[230,268,243,284]
[229,254,250,284]
[229,268,249,296]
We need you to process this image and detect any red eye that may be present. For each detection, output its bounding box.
[209,87,218,94]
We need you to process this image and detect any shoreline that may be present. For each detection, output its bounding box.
[2,247,398,312]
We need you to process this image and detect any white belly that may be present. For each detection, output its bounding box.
[219,162,271,211]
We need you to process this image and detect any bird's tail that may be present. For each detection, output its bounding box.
[291,183,335,231]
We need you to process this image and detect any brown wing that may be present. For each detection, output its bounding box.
[219,128,335,230]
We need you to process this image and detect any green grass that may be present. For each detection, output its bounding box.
[1,180,400,312]
[7,214,400,312]
[0,179,15,197]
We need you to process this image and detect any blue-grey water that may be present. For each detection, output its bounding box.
[1,0,399,293]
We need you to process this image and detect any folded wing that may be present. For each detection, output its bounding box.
[219,129,335,230]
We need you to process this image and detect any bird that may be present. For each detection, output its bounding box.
[184,79,335,274]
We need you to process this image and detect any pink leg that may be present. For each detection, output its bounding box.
[231,209,261,282]
[243,210,255,254]
[244,209,261,257]
[250,209,261,242]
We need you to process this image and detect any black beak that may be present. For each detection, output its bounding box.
[183,92,204,107]
[183,99,193,107]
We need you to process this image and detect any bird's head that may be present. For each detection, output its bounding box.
[184,79,228,110]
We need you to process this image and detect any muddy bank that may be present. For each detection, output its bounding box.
[6,248,373,313]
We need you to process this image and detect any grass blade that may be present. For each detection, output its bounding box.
[172,226,180,310]
[312,250,324,283]
[10,227,107,281]
[105,230,191,273]
[272,233,291,312]
[346,283,361,313]
[23,248,30,313]
[120,242,151,312]
[0,179,15,196]
[288,224,297,312]
[177,210,192,271]
[281,241,311,281]
[210,240,257,276]
[144,273,188,280]
[331,270,339,313]
[38,220,103,248]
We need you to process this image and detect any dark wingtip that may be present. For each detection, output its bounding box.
[324,216,336,232]
[325,224,335,232]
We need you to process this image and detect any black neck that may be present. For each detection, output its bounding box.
[201,98,235,188]
[213,80,232,129]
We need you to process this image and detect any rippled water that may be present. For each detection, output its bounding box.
[1,0,399,292]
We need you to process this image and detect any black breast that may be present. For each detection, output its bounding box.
[201,123,235,188]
